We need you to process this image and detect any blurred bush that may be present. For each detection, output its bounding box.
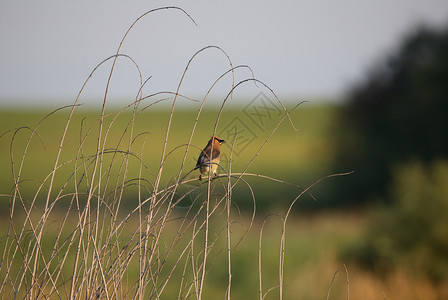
[332,24,448,205]
[342,160,448,282]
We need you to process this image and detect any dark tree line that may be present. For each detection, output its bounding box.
[332,23,448,205]
[335,23,448,282]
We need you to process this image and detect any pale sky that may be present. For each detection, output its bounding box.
[1,0,448,107]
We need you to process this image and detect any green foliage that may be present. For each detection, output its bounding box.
[333,24,448,205]
[342,160,448,282]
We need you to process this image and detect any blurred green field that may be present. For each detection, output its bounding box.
[0,104,340,212]
[2,104,444,299]
[0,104,346,298]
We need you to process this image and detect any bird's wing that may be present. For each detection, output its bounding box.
[195,150,207,169]
[194,147,220,169]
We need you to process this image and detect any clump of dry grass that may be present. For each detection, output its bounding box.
[0,7,350,299]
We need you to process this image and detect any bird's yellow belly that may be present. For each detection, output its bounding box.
[200,158,220,175]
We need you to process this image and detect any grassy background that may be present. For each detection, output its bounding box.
[1,104,445,299]
[0,104,338,211]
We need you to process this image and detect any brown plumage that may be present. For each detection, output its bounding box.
[194,136,225,180]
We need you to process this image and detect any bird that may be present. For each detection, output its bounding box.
[194,136,225,180]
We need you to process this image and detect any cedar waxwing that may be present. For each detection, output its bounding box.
[194,136,225,180]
